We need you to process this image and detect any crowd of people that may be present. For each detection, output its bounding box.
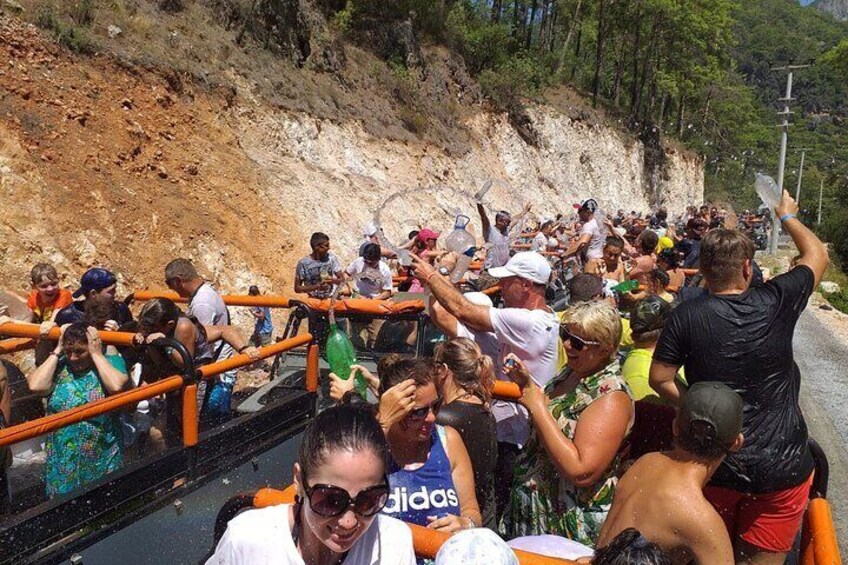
[0,186,830,565]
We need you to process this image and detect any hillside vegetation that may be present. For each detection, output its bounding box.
[5,0,848,265]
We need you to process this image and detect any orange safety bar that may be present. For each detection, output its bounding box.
[196,333,313,380]
[128,291,427,315]
[0,322,137,346]
[0,337,36,354]
[129,291,291,308]
[0,329,318,449]
[0,376,184,448]
[251,487,576,564]
[492,380,522,401]
[801,498,841,565]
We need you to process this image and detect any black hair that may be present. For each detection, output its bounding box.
[605,235,625,250]
[362,243,381,262]
[139,298,182,334]
[593,529,672,565]
[84,295,120,329]
[298,403,388,479]
[568,273,604,303]
[248,285,260,296]
[310,232,330,249]
[408,230,419,241]
[62,323,89,348]
[657,249,680,270]
[638,230,659,253]
[650,268,670,289]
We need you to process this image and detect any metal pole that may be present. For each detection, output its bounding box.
[795,150,805,204]
[818,178,823,225]
[771,71,792,254]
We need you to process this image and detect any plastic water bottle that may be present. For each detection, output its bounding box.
[444,214,477,283]
[754,173,781,210]
[611,279,639,293]
[325,323,367,397]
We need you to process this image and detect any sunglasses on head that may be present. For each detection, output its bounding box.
[303,478,390,517]
[560,327,600,352]
[408,398,442,420]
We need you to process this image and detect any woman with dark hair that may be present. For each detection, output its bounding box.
[132,298,259,450]
[27,323,129,496]
[376,355,482,536]
[208,404,415,564]
[433,337,497,530]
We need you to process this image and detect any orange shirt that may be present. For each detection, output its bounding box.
[26,288,73,322]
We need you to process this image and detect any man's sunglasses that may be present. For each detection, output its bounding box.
[408,398,442,420]
[303,479,390,517]
[560,327,600,352]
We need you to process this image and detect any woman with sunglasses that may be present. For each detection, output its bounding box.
[432,337,498,531]
[500,301,634,547]
[377,354,482,540]
[208,403,415,565]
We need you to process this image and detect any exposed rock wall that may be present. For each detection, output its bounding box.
[0,17,702,306]
[234,98,704,261]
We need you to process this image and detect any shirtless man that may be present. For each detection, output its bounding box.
[596,382,744,565]
[584,235,626,282]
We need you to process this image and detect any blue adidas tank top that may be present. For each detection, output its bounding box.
[383,425,460,526]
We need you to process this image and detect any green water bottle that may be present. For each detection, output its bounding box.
[325,324,367,397]
[612,279,639,293]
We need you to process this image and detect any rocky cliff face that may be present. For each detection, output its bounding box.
[0,16,703,306]
[812,0,848,20]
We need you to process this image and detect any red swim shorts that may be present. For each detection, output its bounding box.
[705,473,814,553]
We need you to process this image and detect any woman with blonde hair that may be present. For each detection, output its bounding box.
[434,337,498,530]
[501,301,634,546]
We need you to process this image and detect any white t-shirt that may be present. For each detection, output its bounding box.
[457,307,559,446]
[484,226,511,269]
[580,218,605,260]
[346,257,393,299]
[207,504,416,565]
[189,282,234,376]
[531,232,547,252]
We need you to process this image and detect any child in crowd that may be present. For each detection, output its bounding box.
[26,263,73,364]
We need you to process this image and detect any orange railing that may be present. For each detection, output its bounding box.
[0,323,318,450]
[250,487,578,565]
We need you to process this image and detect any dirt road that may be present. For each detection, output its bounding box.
[796,307,848,551]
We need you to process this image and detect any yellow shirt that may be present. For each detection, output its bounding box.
[621,347,686,403]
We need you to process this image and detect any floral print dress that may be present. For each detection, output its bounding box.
[500,361,633,546]
[45,355,125,496]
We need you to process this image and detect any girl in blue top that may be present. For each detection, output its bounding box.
[375,355,481,535]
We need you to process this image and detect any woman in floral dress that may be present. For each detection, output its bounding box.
[27,323,129,496]
[500,301,634,546]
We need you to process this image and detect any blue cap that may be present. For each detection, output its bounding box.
[73,268,117,298]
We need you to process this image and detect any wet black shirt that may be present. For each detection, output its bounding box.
[654,265,815,493]
[436,401,497,529]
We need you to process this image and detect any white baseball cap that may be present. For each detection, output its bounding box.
[488,251,551,285]
[363,222,379,237]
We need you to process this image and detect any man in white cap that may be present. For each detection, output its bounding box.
[566,198,605,261]
[359,222,396,259]
[412,251,558,520]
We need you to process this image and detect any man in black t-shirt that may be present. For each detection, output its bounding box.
[650,190,828,565]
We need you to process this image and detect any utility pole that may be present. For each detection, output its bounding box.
[817,178,823,225]
[793,148,812,204]
[769,63,811,254]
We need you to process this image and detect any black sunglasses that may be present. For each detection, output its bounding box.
[408,398,442,420]
[303,478,390,518]
[560,327,600,352]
